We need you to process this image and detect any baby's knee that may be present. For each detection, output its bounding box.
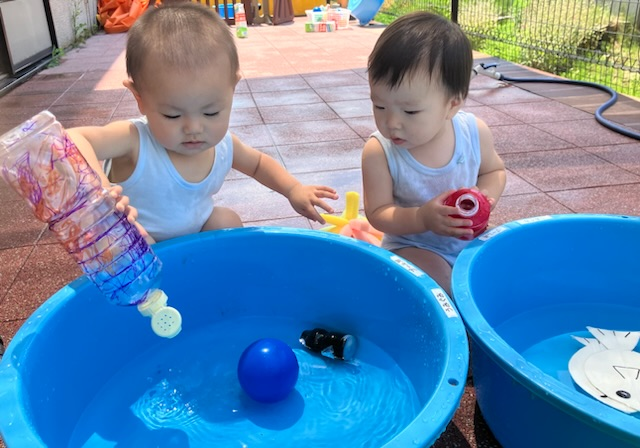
[202,207,243,231]
[394,247,452,294]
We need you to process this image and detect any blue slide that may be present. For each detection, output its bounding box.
[347,0,384,25]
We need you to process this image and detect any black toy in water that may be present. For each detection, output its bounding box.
[299,328,357,361]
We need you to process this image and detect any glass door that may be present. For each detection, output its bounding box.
[0,0,53,75]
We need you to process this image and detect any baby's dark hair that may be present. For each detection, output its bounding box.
[126,3,239,86]
[368,12,473,100]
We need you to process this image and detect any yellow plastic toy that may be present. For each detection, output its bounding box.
[320,191,383,247]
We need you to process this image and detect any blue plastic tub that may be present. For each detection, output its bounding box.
[0,227,468,447]
[217,3,234,19]
[347,0,383,25]
[452,214,640,448]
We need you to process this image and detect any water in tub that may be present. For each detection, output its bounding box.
[495,301,640,416]
[68,316,421,447]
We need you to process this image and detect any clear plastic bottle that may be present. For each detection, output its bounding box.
[0,111,181,338]
[234,2,248,38]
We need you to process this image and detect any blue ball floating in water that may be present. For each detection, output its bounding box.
[237,338,299,403]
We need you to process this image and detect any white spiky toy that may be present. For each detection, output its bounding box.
[569,326,640,413]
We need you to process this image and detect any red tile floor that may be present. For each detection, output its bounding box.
[1,16,640,448]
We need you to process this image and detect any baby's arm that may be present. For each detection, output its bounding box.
[231,135,338,223]
[67,122,150,241]
[362,138,473,239]
[474,118,506,209]
[67,121,140,188]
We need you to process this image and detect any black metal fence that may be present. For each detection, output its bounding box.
[377,0,640,98]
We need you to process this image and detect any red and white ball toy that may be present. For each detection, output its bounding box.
[444,188,491,240]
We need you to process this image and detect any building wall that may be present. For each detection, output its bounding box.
[48,0,98,49]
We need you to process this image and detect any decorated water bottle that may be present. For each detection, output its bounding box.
[0,110,181,338]
[234,2,248,38]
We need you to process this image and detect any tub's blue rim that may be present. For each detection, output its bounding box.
[0,280,91,447]
[452,214,640,445]
[0,226,469,448]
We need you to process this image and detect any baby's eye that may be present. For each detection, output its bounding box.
[373,105,385,110]
[405,110,420,115]
[204,112,219,117]
[162,114,180,119]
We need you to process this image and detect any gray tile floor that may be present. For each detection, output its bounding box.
[1,16,640,448]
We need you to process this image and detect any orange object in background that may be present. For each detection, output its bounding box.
[98,0,151,33]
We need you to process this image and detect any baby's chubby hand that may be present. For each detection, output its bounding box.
[287,184,339,224]
[477,188,497,209]
[418,190,474,239]
[107,185,137,222]
[106,185,154,244]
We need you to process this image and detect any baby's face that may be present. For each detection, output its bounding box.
[369,72,460,152]
[134,55,238,156]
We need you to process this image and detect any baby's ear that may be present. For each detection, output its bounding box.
[446,95,464,119]
[123,79,144,111]
[123,79,139,98]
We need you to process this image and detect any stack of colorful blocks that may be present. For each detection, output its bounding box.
[304,7,351,32]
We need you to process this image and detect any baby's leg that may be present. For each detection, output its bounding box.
[201,206,243,231]
[393,247,452,297]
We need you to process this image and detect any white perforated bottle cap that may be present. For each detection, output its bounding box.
[150,307,182,338]
[137,289,182,338]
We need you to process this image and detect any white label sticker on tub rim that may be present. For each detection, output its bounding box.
[478,225,507,241]
[390,255,425,277]
[431,288,458,318]
[516,215,553,225]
